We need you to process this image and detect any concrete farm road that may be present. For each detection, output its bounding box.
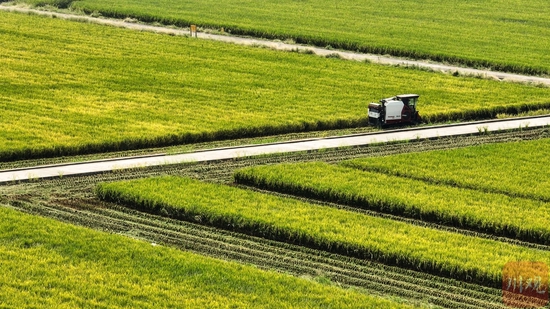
[1,115,549,184]
[2,5,550,86]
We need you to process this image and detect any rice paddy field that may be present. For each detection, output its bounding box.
[234,161,550,245]
[96,175,550,287]
[1,11,549,161]
[94,135,550,306]
[16,0,550,75]
[2,0,550,307]
[343,138,550,201]
[0,206,413,308]
[3,129,550,308]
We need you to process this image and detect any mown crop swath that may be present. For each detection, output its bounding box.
[96,176,550,288]
[0,205,410,308]
[1,12,550,161]
[29,0,550,75]
[234,161,550,245]
[343,138,550,202]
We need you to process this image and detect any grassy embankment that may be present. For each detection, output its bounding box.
[1,12,549,161]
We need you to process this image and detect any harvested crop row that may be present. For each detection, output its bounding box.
[96,176,550,288]
[1,12,550,161]
[234,162,550,245]
[343,138,550,202]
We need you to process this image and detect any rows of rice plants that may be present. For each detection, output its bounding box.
[234,162,550,245]
[1,12,549,161]
[22,0,550,75]
[0,205,412,308]
[343,138,550,202]
[96,176,550,288]
[8,132,536,308]
[5,193,504,308]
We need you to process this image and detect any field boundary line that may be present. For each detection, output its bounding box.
[1,4,550,86]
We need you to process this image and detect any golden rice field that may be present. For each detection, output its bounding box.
[21,0,550,74]
[2,1,550,307]
[0,11,549,160]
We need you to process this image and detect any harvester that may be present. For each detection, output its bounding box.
[368,94,421,127]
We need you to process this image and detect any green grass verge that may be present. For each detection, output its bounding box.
[20,0,550,75]
[342,138,550,202]
[234,161,550,245]
[1,11,549,161]
[0,205,412,308]
[96,176,550,288]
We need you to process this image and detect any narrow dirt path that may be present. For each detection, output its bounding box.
[2,4,550,86]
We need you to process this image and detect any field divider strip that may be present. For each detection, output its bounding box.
[0,153,167,174]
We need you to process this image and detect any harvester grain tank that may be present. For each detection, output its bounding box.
[368,94,421,127]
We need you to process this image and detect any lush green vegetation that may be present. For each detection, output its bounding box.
[1,11,549,161]
[343,138,550,202]
[96,176,550,287]
[19,0,550,75]
[0,205,413,308]
[234,161,550,244]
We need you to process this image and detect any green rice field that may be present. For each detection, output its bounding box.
[3,0,550,307]
[19,0,550,75]
[343,138,550,201]
[96,176,550,287]
[235,161,550,244]
[1,11,549,161]
[0,205,411,308]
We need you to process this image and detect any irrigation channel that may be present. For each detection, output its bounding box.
[2,4,550,86]
[1,115,549,184]
[3,128,550,308]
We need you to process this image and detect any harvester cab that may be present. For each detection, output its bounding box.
[368,94,421,127]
